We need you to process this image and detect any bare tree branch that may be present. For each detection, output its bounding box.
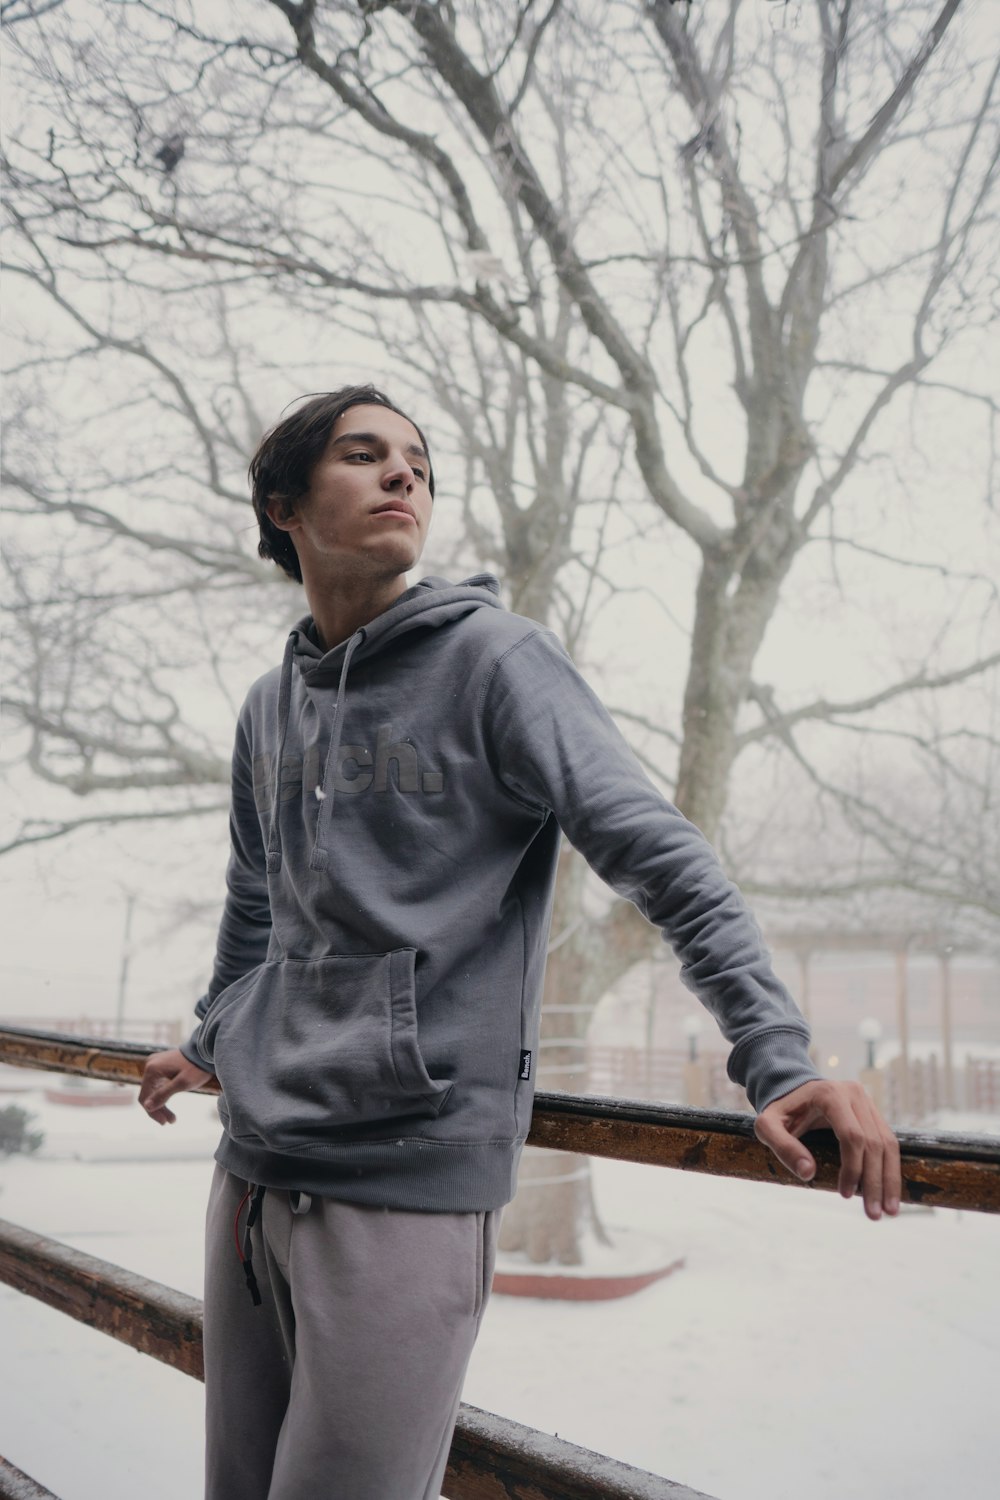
[828,0,964,197]
[741,653,1000,748]
[0,803,229,856]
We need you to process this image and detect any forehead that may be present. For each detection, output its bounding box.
[328,404,425,451]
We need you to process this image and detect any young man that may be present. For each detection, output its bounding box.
[140,383,902,1500]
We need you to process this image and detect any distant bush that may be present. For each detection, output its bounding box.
[0,1104,45,1157]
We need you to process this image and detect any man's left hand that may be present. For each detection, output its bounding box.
[754,1079,902,1221]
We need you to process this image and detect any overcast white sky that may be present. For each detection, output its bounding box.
[2,0,998,1041]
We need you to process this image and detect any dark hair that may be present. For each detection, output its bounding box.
[249,384,435,583]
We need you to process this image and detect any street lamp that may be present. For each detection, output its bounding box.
[859,1017,883,1071]
[682,1015,702,1063]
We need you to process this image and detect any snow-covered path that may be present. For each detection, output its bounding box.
[1,1089,997,1500]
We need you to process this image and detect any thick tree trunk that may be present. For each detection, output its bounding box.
[499,845,658,1263]
[500,501,804,1264]
[674,551,788,839]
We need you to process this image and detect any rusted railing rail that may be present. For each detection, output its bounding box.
[0,1455,61,1500]
[2,1024,998,1212]
[0,1218,715,1500]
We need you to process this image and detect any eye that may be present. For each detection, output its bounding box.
[347,450,375,462]
[412,465,426,480]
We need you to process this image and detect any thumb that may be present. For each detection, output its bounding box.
[140,1074,180,1126]
[140,1060,181,1111]
[147,1075,178,1106]
[755,1111,816,1182]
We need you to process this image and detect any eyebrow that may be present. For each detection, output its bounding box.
[327,430,430,463]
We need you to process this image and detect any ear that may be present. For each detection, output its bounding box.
[265,494,301,534]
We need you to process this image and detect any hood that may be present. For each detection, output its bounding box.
[265,573,503,875]
[289,572,503,686]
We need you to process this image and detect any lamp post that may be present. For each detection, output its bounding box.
[682,1015,708,1108]
[859,1017,885,1113]
[938,945,956,1110]
[683,1015,701,1063]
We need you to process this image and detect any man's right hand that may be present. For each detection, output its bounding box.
[139,1048,216,1125]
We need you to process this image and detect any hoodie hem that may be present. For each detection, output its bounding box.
[213,1130,524,1213]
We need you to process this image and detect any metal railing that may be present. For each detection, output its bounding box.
[2,1023,999,1499]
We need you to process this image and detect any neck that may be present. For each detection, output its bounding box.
[303,567,412,651]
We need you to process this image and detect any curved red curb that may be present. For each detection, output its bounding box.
[42,1087,134,1108]
[492,1255,685,1301]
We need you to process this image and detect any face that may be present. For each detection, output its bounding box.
[268,404,433,583]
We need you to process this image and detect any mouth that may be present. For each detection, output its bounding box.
[371,502,417,524]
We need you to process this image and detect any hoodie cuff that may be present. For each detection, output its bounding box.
[179,1029,213,1074]
[728,1027,824,1114]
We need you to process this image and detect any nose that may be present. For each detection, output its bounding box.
[382,452,415,493]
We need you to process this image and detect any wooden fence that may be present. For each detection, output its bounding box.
[966,1056,1000,1114]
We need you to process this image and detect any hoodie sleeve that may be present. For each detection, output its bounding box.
[178,713,272,1072]
[482,628,823,1113]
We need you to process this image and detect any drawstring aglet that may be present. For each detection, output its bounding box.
[242,1259,262,1306]
[246,1184,266,1229]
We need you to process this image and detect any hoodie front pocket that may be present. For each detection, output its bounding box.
[209,948,452,1151]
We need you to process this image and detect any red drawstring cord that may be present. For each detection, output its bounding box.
[233,1184,264,1306]
[233,1187,253,1263]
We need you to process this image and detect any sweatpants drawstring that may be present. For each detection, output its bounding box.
[234,1183,267,1307]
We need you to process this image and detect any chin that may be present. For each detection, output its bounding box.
[390,543,425,573]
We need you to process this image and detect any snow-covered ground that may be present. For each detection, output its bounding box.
[1,1086,998,1500]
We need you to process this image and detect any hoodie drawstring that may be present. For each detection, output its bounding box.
[265,625,366,876]
[265,635,296,875]
[308,627,365,873]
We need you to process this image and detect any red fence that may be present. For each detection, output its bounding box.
[587,1043,999,1121]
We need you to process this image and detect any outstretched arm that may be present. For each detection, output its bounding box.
[484,627,901,1217]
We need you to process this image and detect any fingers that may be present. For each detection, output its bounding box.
[146,1103,177,1126]
[831,1092,867,1205]
[753,1109,819,1183]
[756,1081,902,1221]
[862,1093,902,1218]
[880,1107,903,1216]
[138,1054,182,1127]
[823,1084,902,1220]
[845,1094,881,1216]
[140,1083,177,1125]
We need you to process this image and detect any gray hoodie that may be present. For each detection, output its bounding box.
[180,573,821,1211]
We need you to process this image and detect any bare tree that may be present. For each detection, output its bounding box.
[3,0,998,1259]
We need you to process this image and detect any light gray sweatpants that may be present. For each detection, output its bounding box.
[202,1163,499,1500]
